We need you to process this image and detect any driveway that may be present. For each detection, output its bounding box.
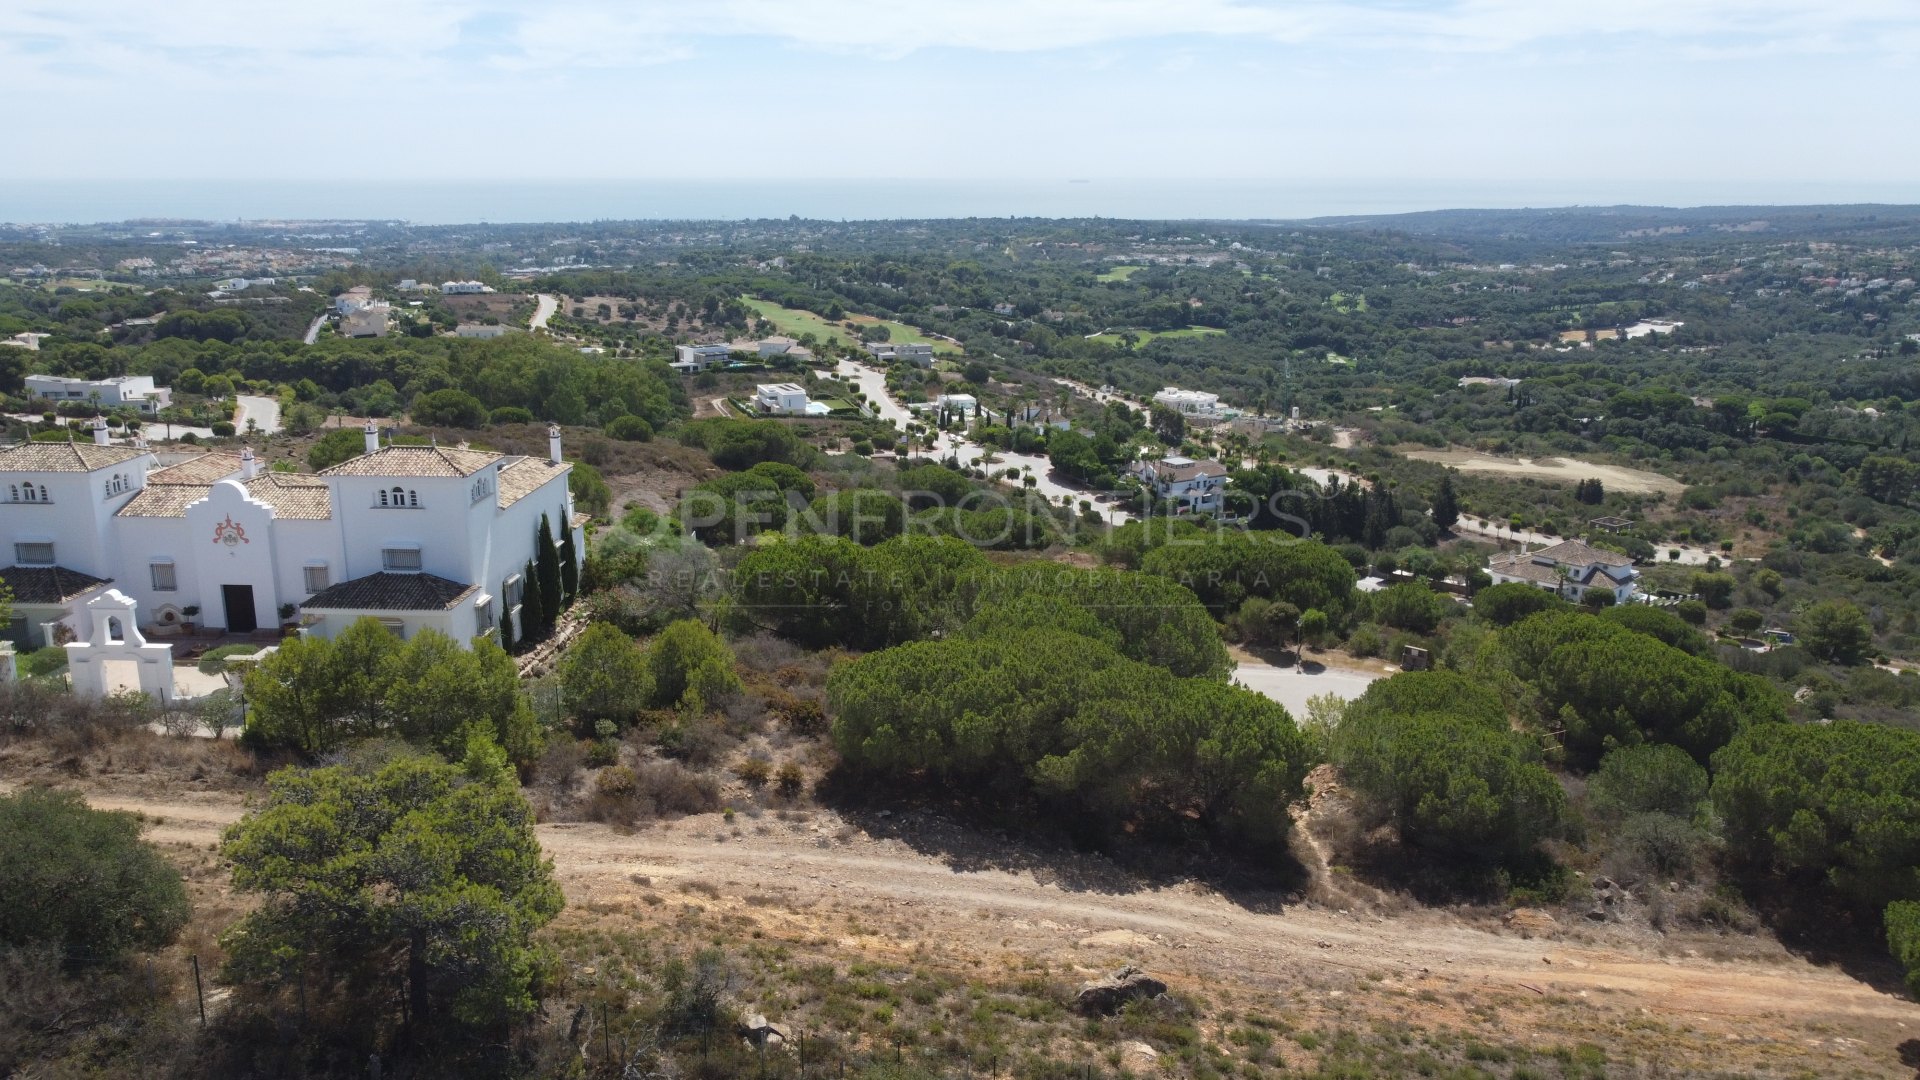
[236,394,281,434]
[1231,661,1379,715]
[530,293,559,331]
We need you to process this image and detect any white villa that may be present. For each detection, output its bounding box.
[335,286,375,314]
[441,280,492,295]
[1486,539,1640,604]
[1135,455,1227,514]
[754,383,829,417]
[865,342,935,367]
[25,374,173,415]
[1,420,583,671]
[1152,387,1221,416]
[935,393,979,418]
[456,322,508,340]
[672,343,733,373]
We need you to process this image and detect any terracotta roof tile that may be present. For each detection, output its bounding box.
[117,485,208,518]
[246,472,332,519]
[147,453,243,484]
[0,441,149,473]
[496,456,569,509]
[319,445,499,478]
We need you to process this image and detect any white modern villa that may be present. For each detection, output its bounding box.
[24,374,173,414]
[1486,539,1640,604]
[2,420,584,668]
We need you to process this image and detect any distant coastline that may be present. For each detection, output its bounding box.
[2,178,1914,227]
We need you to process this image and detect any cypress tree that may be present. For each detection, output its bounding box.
[521,559,547,640]
[535,515,562,624]
[1432,476,1460,531]
[558,508,579,605]
[498,602,515,653]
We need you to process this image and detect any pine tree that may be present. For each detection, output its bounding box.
[520,559,546,640]
[535,515,562,626]
[1432,475,1460,531]
[558,509,579,605]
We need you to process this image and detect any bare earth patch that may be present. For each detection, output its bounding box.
[31,777,1920,1078]
[1402,448,1686,496]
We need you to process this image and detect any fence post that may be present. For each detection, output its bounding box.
[190,955,206,1027]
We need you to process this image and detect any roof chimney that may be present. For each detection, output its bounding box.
[363,418,380,455]
[548,423,563,465]
[241,446,259,480]
[89,416,110,446]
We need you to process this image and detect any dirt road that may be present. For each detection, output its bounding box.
[65,782,1920,1075]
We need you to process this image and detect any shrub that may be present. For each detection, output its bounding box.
[210,420,236,437]
[1887,900,1920,999]
[588,760,722,823]
[734,757,772,787]
[1672,600,1708,625]
[646,620,742,708]
[0,788,189,955]
[491,405,536,424]
[1588,744,1708,821]
[411,388,489,428]
[1473,582,1565,626]
[1712,721,1920,911]
[1334,677,1565,865]
[605,415,654,441]
[561,623,652,726]
[776,762,806,799]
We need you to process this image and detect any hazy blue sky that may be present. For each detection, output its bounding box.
[4,1,1916,190]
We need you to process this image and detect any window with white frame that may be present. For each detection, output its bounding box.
[476,600,495,630]
[382,547,423,572]
[304,564,330,593]
[14,542,54,565]
[378,617,407,639]
[503,574,524,609]
[150,561,177,591]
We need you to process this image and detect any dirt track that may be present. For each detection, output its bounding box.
[68,784,1920,1076]
[1403,448,1687,496]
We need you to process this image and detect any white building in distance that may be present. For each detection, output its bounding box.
[672,343,733,373]
[865,342,935,367]
[441,280,492,295]
[25,374,173,414]
[1134,455,1227,514]
[1152,387,1221,416]
[1,421,583,657]
[335,285,375,314]
[342,305,391,338]
[1487,539,1640,605]
[755,383,829,417]
[456,323,509,340]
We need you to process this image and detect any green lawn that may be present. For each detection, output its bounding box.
[1087,325,1226,349]
[1097,265,1144,282]
[1329,292,1368,314]
[740,296,958,354]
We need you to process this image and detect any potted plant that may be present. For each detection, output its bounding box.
[278,603,297,625]
[181,605,200,633]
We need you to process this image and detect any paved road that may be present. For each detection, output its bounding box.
[832,359,1130,524]
[1453,515,1724,566]
[236,394,281,435]
[1232,661,1379,715]
[530,293,559,331]
[301,314,326,345]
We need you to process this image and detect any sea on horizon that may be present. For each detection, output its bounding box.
[0,178,1912,226]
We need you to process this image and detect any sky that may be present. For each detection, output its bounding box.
[2,1,1917,201]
